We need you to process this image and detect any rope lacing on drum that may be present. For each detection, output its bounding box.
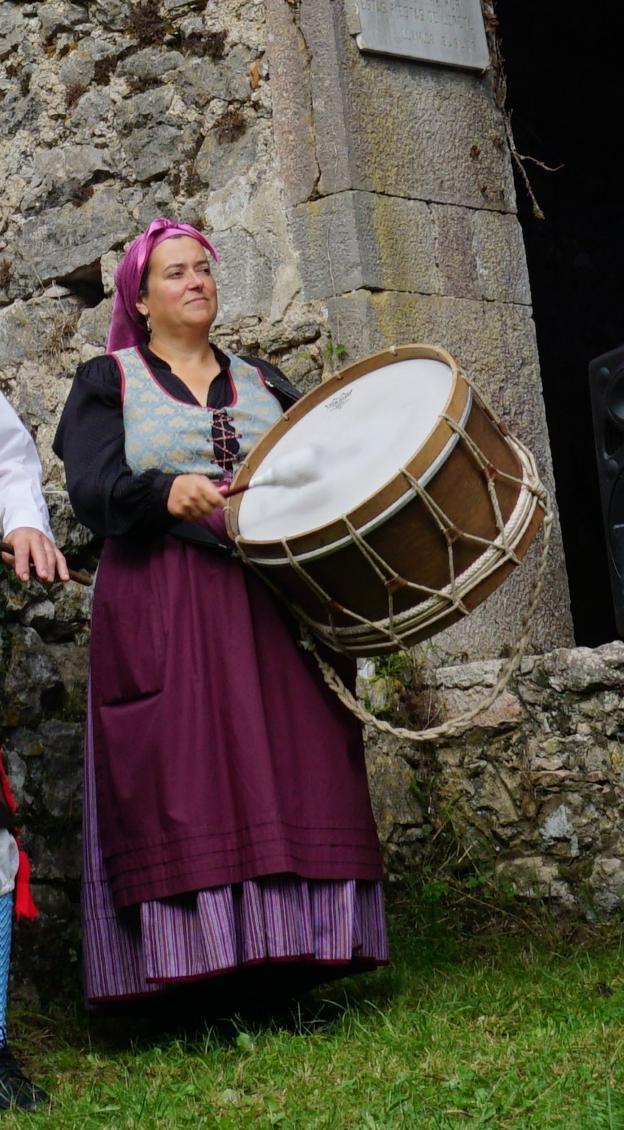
[305,495,553,747]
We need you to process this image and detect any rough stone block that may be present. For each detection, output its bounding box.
[13,189,133,291]
[4,627,64,728]
[297,0,354,198]
[117,47,183,82]
[289,191,437,299]
[196,120,259,190]
[0,295,84,366]
[121,123,186,184]
[431,203,481,300]
[429,204,531,304]
[87,0,132,31]
[59,40,121,89]
[21,144,113,213]
[363,727,425,872]
[265,0,320,206]
[77,298,113,351]
[212,227,273,324]
[471,210,532,304]
[0,3,26,60]
[37,2,87,41]
[69,88,113,133]
[168,48,251,106]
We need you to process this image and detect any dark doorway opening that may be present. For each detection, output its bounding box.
[495,1,624,646]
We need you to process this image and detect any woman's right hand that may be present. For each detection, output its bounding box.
[167,474,226,520]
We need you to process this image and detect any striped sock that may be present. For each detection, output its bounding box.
[0,893,13,1046]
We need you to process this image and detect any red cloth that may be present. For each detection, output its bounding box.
[0,747,38,919]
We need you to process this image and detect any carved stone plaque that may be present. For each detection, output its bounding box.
[353,0,490,72]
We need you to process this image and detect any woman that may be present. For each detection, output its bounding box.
[54,218,387,1007]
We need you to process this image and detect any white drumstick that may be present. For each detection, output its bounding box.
[223,445,322,498]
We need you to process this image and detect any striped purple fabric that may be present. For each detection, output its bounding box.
[83,696,389,1004]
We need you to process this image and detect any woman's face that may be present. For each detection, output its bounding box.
[136,235,218,338]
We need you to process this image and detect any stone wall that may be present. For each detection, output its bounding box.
[0,0,582,997]
[365,642,624,918]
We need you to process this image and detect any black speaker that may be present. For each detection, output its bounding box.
[589,345,624,637]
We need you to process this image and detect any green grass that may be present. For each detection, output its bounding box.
[4,908,624,1129]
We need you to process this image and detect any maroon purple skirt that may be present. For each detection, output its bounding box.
[83,535,387,1003]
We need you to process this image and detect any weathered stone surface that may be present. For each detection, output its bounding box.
[130,181,177,231]
[36,582,93,643]
[265,0,319,206]
[87,0,131,31]
[363,641,624,916]
[76,298,112,351]
[21,144,113,212]
[0,89,40,136]
[357,641,624,913]
[290,0,515,209]
[45,493,94,552]
[117,48,183,82]
[0,294,83,366]
[430,204,531,305]
[59,38,122,89]
[364,728,426,877]
[290,192,437,299]
[542,643,624,693]
[213,227,273,324]
[0,3,27,60]
[13,189,133,292]
[125,122,188,184]
[590,858,624,914]
[471,210,532,304]
[196,117,259,189]
[68,87,113,132]
[37,2,88,41]
[168,48,251,106]
[162,0,206,13]
[288,192,530,302]
[116,86,180,135]
[3,626,64,728]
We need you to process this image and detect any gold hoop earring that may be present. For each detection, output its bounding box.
[146,315,151,336]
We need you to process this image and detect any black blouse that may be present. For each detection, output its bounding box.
[53,344,298,543]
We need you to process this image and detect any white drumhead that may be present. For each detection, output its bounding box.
[238,357,454,541]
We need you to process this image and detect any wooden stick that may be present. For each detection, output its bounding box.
[221,482,249,499]
[0,541,93,587]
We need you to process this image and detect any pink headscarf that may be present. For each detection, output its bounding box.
[106,217,220,352]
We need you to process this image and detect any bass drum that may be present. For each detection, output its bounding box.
[226,344,544,656]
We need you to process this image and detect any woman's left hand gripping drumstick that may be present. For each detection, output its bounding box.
[167,474,226,521]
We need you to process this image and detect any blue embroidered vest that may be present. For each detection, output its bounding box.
[113,347,283,479]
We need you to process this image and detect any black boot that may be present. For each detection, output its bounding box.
[0,1043,49,1111]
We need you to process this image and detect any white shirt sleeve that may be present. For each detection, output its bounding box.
[0,391,54,540]
[0,829,19,896]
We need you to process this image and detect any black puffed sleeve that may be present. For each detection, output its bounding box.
[53,355,176,539]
